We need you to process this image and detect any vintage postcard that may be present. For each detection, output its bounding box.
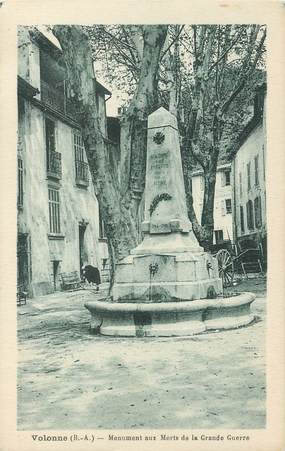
[0,0,284,450]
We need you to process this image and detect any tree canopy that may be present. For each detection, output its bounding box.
[81,24,266,248]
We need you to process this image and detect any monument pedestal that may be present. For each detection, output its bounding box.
[112,250,222,303]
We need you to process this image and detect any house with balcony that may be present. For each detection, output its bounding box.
[17,27,111,296]
[191,164,233,245]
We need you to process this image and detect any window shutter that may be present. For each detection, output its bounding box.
[255,155,259,186]
[240,206,245,233]
[247,162,251,191]
[239,173,243,198]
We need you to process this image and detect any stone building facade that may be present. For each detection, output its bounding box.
[231,86,266,257]
[17,28,110,297]
[191,164,233,245]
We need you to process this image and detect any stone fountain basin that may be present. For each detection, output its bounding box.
[85,292,256,337]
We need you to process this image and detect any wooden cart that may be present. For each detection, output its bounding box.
[210,238,264,288]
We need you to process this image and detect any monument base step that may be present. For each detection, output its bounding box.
[85,293,256,337]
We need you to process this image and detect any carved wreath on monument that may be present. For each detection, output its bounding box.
[149,192,172,216]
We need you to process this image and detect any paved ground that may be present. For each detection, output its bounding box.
[17,276,266,430]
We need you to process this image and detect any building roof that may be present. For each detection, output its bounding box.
[29,28,112,97]
[191,162,231,177]
[229,83,266,160]
[29,28,63,63]
[93,80,112,97]
[17,76,40,99]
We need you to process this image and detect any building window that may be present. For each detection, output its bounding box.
[247,162,251,191]
[48,187,61,234]
[224,170,231,186]
[254,196,262,228]
[74,132,89,186]
[246,200,254,230]
[18,157,24,207]
[45,117,62,179]
[214,230,224,244]
[262,145,266,181]
[239,172,242,198]
[225,198,232,214]
[254,155,259,186]
[240,206,245,233]
[221,169,231,187]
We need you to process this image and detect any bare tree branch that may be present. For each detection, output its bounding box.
[221,27,266,116]
[208,28,244,74]
[160,25,185,60]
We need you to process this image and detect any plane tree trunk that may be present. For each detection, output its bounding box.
[53,25,167,291]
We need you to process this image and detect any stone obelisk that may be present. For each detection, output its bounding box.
[133,107,201,254]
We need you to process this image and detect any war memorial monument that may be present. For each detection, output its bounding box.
[85,107,255,337]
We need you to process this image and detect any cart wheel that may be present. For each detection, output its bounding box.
[216,249,234,288]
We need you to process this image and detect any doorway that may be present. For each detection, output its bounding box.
[52,260,61,291]
[79,223,87,278]
[17,233,31,294]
